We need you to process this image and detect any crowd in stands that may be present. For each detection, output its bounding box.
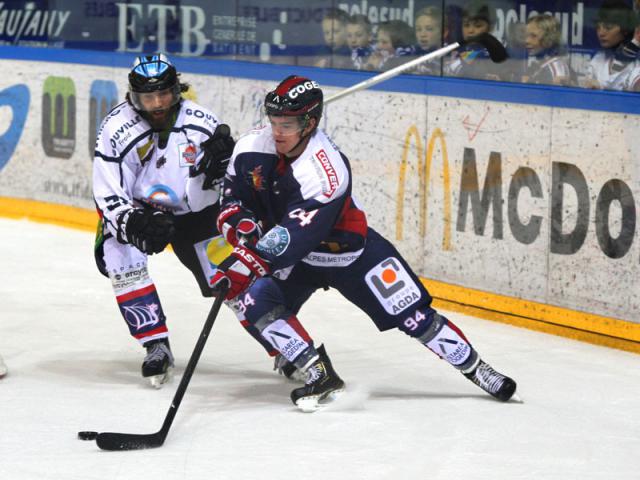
[308,0,640,93]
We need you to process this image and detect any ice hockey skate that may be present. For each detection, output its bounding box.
[142,338,174,389]
[291,345,345,412]
[463,359,516,402]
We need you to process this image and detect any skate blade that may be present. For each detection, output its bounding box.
[147,367,174,389]
[510,392,524,403]
[295,388,345,413]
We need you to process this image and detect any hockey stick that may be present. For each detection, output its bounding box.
[90,286,228,451]
[325,32,507,105]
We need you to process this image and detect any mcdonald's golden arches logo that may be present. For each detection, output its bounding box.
[396,126,452,250]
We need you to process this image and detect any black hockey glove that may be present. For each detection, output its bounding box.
[193,124,235,190]
[118,209,175,255]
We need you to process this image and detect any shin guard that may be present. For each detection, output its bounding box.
[116,284,169,344]
[228,299,314,358]
[416,313,478,371]
[255,310,317,370]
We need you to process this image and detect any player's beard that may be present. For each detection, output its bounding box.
[145,108,173,131]
[142,100,179,132]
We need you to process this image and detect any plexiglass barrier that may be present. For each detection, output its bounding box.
[1,0,639,91]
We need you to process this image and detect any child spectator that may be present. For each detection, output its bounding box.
[583,0,640,91]
[446,1,504,80]
[522,14,575,86]
[412,6,447,75]
[364,20,415,72]
[346,14,375,70]
[313,8,352,69]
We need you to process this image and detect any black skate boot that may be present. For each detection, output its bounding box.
[291,345,345,412]
[142,338,174,389]
[463,359,516,402]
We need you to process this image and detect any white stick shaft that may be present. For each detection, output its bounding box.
[324,42,460,105]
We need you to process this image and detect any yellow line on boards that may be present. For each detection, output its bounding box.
[0,196,96,231]
[423,278,640,354]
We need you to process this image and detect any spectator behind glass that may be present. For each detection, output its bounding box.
[522,14,575,86]
[313,8,351,69]
[583,0,640,91]
[346,14,375,70]
[445,1,504,80]
[364,20,415,72]
[610,1,640,70]
[411,6,447,75]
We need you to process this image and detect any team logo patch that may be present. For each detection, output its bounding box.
[256,226,290,256]
[145,184,179,208]
[365,257,421,315]
[248,165,266,191]
[178,142,197,167]
[117,287,165,331]
[122,302,161,331]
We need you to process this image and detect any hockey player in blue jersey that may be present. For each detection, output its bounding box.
[211,75,517,411]
[92,55,311,387]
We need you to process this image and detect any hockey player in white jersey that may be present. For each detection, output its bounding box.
[210,76,517,411]
[92,54,310,387]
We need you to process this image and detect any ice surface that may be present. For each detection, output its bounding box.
[0,218,638,479]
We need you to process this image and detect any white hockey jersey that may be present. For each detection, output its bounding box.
[585,50,640,92]
[93,99,222,239]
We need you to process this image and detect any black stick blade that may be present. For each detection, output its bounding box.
[463,32,508,63]
[96,431,166,451]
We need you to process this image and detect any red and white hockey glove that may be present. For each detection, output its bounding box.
[217,204,262,247]
[210,245,270,300]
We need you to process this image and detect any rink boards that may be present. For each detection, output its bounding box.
[0,54,638,352]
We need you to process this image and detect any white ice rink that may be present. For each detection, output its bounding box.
[0,217,638,480]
